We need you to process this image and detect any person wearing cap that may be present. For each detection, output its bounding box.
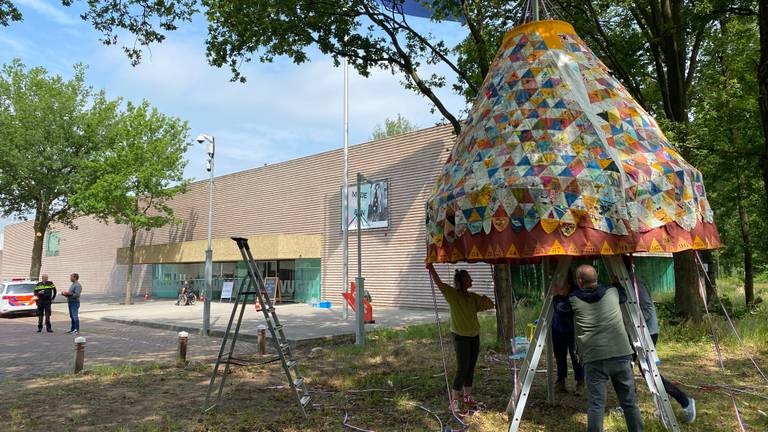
[33,274,57,333]
[427,263,495,413]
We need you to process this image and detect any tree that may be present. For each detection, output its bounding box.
[73,100,190,305]
[0,0,21,27]
[370,114,418,140]
[688,15,765,308]
[0,60,120,281]
[759,0,768,212]
[47,1,758,321]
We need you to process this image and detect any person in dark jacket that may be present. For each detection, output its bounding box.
[34,274,57,333]
[552,268,584,394]
[569,264,643,432]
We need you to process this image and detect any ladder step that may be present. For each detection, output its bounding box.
[300,394,311,407]
[286,360,298,369]
[280,343,291,352]
[294,377,304,388]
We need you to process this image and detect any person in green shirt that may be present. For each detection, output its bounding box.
[427,263,495,413]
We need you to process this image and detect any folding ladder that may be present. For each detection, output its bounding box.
[201,237,311,416]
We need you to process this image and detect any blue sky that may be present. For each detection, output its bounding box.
[0,0,470,233]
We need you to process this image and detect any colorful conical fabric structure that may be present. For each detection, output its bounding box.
[426,20,720,263]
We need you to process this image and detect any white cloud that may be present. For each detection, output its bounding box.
[16,0,78,26]
[86,33,467,181]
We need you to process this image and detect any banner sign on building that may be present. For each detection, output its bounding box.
[342,179,389,231]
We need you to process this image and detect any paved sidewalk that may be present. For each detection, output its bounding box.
[0,314,224,379]
[47,296,444,343]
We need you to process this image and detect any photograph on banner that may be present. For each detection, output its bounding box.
[342,179,389,230]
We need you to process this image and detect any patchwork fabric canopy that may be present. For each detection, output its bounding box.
[426,20,720,263]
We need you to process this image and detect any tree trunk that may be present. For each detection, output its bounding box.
[492,263,515,346]
[29,209,49,281]
[759,0,768,212]
[125,226,137,305]
[673,250,701,322]
[736,176,755,307]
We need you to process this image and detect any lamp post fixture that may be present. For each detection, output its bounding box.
[196,134,215,336]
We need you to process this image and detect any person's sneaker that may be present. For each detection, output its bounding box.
[37,328,42,333]
[66,330,74,334]
[555,380,568,394]
[72,330,79,335]
[46,328,53,333]
[574,380,584,395]
[683,398,696,423]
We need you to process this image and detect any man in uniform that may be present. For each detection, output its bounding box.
[34,274,57,333]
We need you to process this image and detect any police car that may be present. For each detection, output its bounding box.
[0,280,38,316]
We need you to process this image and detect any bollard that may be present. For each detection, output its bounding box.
[257,325,267,355]
[177,331,189,367]
[74,336,86,374]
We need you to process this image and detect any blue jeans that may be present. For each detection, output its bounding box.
[585,355,644,432]
[68,301,80,331]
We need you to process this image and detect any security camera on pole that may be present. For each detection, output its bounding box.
[196,134,215,336]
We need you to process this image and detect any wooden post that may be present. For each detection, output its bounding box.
[177,331,189,367]
[74,336,86,373]
[257,325,267,355]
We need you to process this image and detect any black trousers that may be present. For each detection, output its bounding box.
[552,329,584,383]
[37,302,52,330]
[452,333,480,391]
[650,333,690,408]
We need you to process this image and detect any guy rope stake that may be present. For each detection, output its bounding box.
[177,331,189,367]
[74,336,86,374]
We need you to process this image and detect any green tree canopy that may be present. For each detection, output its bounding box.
[73,100,191,304]
[370,114,418,140]
[0,59,120,280]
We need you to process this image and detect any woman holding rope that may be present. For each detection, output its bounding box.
[427,263,495,413]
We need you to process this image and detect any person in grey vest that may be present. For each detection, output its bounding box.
[569,264,643,432]
[63,273,82,334]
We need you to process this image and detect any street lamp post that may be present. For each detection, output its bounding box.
[196,134,215,336]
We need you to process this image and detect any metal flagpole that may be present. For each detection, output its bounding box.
[342,54,350,320]
[355,173,365,346]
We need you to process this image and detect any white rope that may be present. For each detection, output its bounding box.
[427,268,468,431]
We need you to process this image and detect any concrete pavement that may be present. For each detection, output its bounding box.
[47,296,444,343]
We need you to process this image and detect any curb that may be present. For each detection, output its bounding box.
[99,317,355,347]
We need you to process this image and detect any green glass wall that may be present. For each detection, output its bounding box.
[511,256,675,300]
[294,259,321,303]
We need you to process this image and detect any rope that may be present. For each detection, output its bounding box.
[693,255,748,432]
[428,269,468,431]
[342,410,375,432]
[694,252,768,384]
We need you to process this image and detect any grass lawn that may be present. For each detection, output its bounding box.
[2,281,767,431]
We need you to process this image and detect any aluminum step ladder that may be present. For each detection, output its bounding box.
[201,237,311,416]
[506,256,679,432]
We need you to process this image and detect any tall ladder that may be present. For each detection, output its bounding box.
[506,256,679,432]
[201,237,311,416]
